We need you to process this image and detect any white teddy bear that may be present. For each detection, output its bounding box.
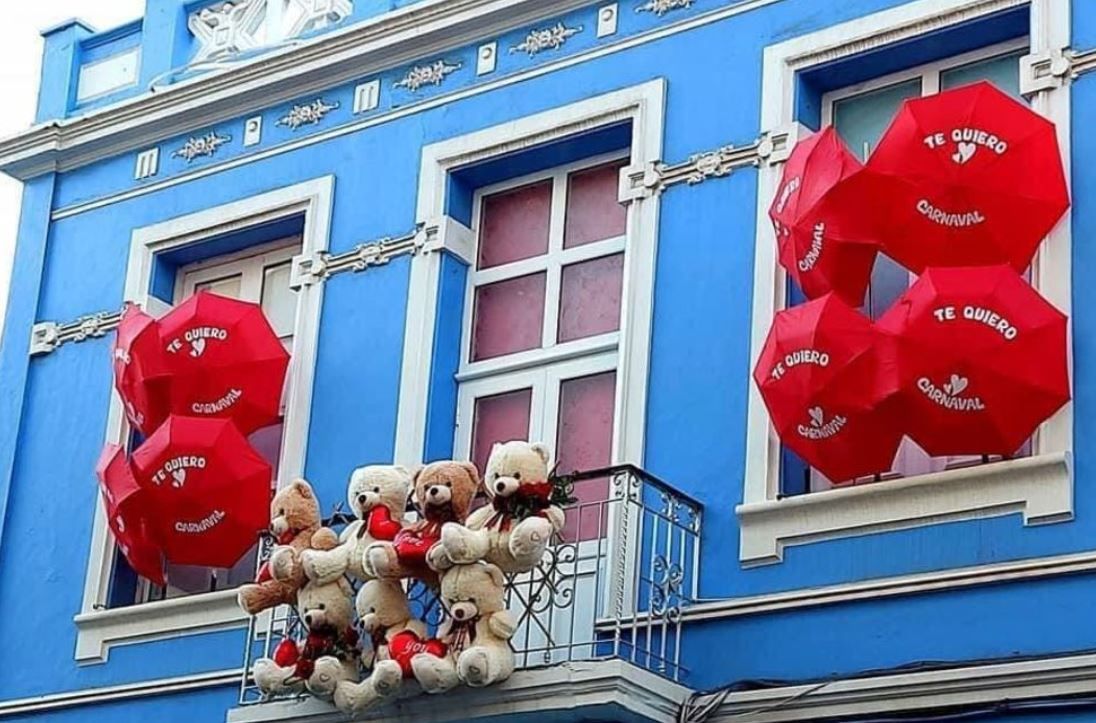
[435,441,565,574]
[301,465,410,584]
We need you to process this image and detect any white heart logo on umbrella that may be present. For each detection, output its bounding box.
[944,374,969,396]
[952,142,976,165]
[808,406,825,427]
[171,468,187,488]
[189,338,207,358]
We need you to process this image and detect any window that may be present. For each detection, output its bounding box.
[784,42,1031,495]
[118,242,300,603]
[456,155,628,542]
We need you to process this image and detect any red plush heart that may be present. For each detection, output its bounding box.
[274,639,299,667]
[387,631,448,677]
[393,530,439,566]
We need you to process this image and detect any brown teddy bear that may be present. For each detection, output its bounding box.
[301,465,411,584]
[333,579,446,714]
[410,562,515,693]
[236,479,339,616]
[364,461,480,584]
[252,575,360,699]
[436,441,566,574]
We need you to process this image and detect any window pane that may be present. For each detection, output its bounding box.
[941,52,1023,97]
[865,255,910,320]
[471,272,546,361]
[564,162,627,249]
[479,181,552,269]
[194,273,243,299]
[558,253,624,343]
[556,371,616,541]
[832,78,922,159]
[261,261,297,339]
[472,389,532,475]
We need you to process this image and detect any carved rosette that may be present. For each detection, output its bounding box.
[511,23,583,56]
[277,99,340,130]
[394,60,462,92]
[636,0,694,16]
[172,132,232,162]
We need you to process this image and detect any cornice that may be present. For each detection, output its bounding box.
[0,0,595,181]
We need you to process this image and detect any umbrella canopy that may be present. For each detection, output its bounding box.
[876,265,1069,456]
[113,304,171,436]
[867,81,1069,272]
[130,416,273,568]
[753,294,902,483]
[96,443,165,586]
[158,291,289,436]
[769,127,880,306]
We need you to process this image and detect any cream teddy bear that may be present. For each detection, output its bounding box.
[365,461,480,585]
[436,442,565,574]
[411,562,515,692]
[301,465,410,584]
[333,579,448,713]
[252,575,360,699]
[236,479,339,616]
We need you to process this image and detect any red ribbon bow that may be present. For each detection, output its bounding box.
[485,481,554,532]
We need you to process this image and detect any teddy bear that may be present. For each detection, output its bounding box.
[301,465,410,584]
[436,441,566,575]
[364,460,480,584]
[252,575,360,699]
[237,479,340,616]
[333,579,449,714]
[411,562,515,692]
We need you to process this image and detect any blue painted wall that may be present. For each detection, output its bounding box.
[1,0,1093,719]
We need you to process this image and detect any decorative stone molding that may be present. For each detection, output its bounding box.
[134,148,160,180]
[1020,49,1072,94]
[276,99,340,130]
[285,0,353,38]
[188,0,266,64]
[172,132,232,162]
[510,22,583,55]
[619,139,762,197]
[1068,47,1096,80]
[29,311,124,356]
[635,0,693,16]
[394,60,462,92]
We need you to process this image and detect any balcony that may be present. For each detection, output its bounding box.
[227,465,702,723]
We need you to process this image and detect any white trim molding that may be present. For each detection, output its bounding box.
[75,177,334,663]
[393,79,665,468]
[741,0,1074,565]
[226,659,687,723]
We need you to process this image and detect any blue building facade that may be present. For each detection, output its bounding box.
[0,0,1092,721]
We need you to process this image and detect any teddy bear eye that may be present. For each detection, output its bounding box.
[469,597,477,605]
[513,472,521,480]
[277,508,285,516]
[318,603,326,610]
[372,487,380,494]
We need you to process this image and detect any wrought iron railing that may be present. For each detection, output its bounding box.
[237,464,702,706]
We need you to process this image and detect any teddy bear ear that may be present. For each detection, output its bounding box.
[483,563,506,588]
[530,442,551,466]
[292,479,314,498]
[459,462,481,485]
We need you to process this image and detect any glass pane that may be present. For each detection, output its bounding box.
[556,372,616,542]
[194,273,243,299]
[261,261,297,339]
[865,255,911,320]
[941,51,1023,98]
[471,272,547,361]
[478,181,552,269]
[471,389,533,475]
[558,253,624,343]
[564,162,627,248]
[832,78,922,159]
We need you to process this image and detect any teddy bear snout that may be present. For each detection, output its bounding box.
[427,485,452,504]
[360,612,378,632]
[493,477,520,497]
[450,601,477,621]
[356,491,379,512]
[303,609,326,628]
[269,516,289,536]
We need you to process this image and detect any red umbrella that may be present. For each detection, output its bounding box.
[130,416,273,568]
[876,265,1069,456]
[753,294,902,483]
[158,291,290,435]
[769,127,880,306]
[113,304,171,436]
[867,81,1069,272]
[96,444,165,586]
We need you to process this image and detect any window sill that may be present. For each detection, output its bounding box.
[737,452,1073,567]
[74,588,248,664]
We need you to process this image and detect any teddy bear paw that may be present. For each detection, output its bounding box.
[372,659,403,696]
[440,523,480,564]
[411,653,459,694]
[508,517,552,564]
[268,546,298,582]
[333,679,373,714]
[305,656,346,698]
[426,541,454,572]
[457,648,495,687]
[364,543,399,578]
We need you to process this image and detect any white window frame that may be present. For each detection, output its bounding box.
[739,0,1073,567]
[394,80,665,470]
[74,177,334,663]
